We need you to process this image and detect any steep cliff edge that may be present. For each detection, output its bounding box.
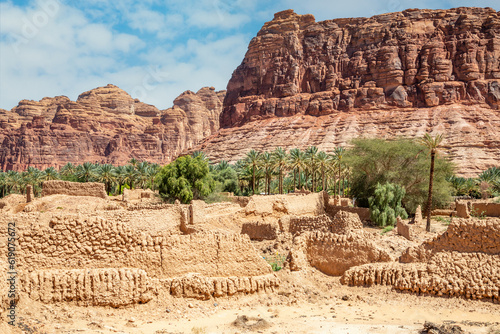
[0,85,225,170]
[196,8,500,176]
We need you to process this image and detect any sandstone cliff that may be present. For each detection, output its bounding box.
[197,8,500,177]
[0,85,225,170]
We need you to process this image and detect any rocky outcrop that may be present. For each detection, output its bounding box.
[196,8,500,177]
[0,85,225,170]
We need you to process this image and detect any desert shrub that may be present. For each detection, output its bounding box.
[345,138,454,213]
[369,182,408,227]
[264,252,287,271]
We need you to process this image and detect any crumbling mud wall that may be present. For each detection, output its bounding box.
[325,205,370,222]
[190,200,243,225]
[401,218,500,263]
[2,214,278,306]
[245,192,326,217]
[42,180,107,198]
[342,218,500,302]
[289,231,392,275]
[289,215,331,235]
[22,268,155,307]
[330,211,363,234]
[341,252,500,302]
[167,273,279,300]
[241,221,278,240]
[456,201,500,218]
[16,215,272,278]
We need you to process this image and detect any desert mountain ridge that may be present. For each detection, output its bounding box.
[192,7,500,177]
[2,7,500,177]
[0,84,225,171]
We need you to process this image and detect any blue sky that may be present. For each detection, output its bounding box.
[1,0,500,110]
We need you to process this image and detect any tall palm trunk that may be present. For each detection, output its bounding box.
[338,166,341,197]
[293,169,296,191]
[252,166,256,195]
[321,168,325,191]
[426,151,436,232]
[298,168,301,189]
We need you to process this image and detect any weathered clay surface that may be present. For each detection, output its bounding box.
[401,218,500,263]
[341,218,500,302]
[289,231,392,275]
[195,8,500,177]
[41,180,107,199]
[0,85,224,170]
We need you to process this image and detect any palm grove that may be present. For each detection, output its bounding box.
[1,137,499,229]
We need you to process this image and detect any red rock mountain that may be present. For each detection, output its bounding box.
[0,85,224,171]
[194,8,500,177]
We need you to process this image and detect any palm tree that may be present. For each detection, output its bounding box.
[114,165,128,195]
[146,163,160,191]
[192,151,209,162]
[272,147,288,194]
[44,167,59,180]
[25,166,45,197]
[306,146,319,192]
[216,160,230,171]
[96,164,116,194]
[419,133,444,232]
[334,147,345,197]
[245,150,261,195]
[135,161,150,189]
[76,162,96,182]
[128,158,139,167]
[260,152,274,195]
[60,162,76,176]
[5,170,22,194]
[124,164,138,189]
[316,151,330,191]
[289,148,305,191]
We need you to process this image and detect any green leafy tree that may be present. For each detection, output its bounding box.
[156,154,216,203]
[369,182,408,227]
[345,138,453,214]
[211,161,239,195]
[114,165,128,195]
[419,133,444,232]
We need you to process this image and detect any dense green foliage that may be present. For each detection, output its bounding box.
[155,155,216,203]
[345,138,454,214]
[369,183,408,227]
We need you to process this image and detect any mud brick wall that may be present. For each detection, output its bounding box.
[401,218,500,263]
[16,215,272,278]
[326,205,370,222]
[341,252,500,302]
[289,231,392,276]
[289,215,331,235]
[42,180,107,198]
[241,221,278,240]
[21,268,155,307]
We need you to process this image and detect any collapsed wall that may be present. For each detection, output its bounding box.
[342,218,500,302]
[41,180,107,198]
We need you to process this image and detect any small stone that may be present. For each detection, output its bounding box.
[188,303,194,308]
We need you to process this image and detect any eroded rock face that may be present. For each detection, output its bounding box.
[0,85,225,170]
[197,8,500,177]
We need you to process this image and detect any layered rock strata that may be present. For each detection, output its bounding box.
[0,85,224,171]
[196,8,500,177]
